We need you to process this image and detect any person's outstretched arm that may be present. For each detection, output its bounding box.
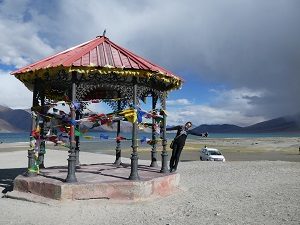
[187,130,202,136]
[166,125,181,131]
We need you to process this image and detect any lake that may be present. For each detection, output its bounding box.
[0,131,299,144]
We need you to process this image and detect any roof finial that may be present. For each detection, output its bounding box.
[103,29,106,37]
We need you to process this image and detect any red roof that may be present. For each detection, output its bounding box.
[11,36,180,80]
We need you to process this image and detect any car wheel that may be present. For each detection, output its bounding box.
[200,157,202,161]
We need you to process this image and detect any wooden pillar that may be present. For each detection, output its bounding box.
[65,72,78,183]
[150,94,158,167]
[160,92,169,173]
[129,82,140,180]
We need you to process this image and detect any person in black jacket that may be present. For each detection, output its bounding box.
[167,121,193,172]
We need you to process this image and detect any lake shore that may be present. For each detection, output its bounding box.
[101,137,300,162]
[1,137,300,162]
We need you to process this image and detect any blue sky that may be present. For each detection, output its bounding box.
[0,0,299,126]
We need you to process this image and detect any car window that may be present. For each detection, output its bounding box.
[209,150,222,155]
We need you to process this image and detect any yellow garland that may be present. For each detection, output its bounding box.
[14,66,183,90]
[13,66,183,101]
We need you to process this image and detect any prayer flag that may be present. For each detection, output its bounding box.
[100,133,109,139]
[137,109,147,123]
[140,136,151,144]
[70,119,77,125]
[119,109,137,123]
[72,101,81,110]
[83,136,94,140]
[75,128,82,137]
[116,136,127,141]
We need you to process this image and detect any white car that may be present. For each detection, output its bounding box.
[200,147,225,162]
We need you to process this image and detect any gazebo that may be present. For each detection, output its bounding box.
[11,35,183,185]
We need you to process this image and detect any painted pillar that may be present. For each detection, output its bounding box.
[150,94,158,167]
[38,89,46,169]
[75,109,81,168]
[65,72,78,183]
[114,100,122,166]
[26,80,39,177]
[160,92,169,173]
[129,82,140,180]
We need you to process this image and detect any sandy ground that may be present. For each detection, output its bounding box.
[0,138,300,225]
[79,137,300,162]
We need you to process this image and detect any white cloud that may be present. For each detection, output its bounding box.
[168,105,265,127]
[84,103,112,114]
[167,98,192,106]
[0,70,32,108]
[167,88,266,126]
[0,1,56,67]
[210,87,266,112]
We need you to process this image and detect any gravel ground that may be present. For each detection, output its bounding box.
[0,151,299,225]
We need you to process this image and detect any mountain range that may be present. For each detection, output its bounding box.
[0,105,299,133]
[190,113,300,134]
[0,105,31,132]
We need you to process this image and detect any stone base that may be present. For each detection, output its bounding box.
[13,163,180,201]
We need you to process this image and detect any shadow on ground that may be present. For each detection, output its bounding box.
[0,168,26,194]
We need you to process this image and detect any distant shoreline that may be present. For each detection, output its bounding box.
[0,131,300,144]
[1,137,299,162]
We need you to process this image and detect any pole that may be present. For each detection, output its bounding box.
[75,109,81,168]
[150,94,158,167]
[38,89,46,169]
[65,73,78,183]
[114,100,122,166]
[129,82,140,180]
[160,92,169,173]
[25,80,39,177]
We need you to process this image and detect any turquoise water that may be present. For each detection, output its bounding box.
[0,132,299,144]
[0,132,29,143]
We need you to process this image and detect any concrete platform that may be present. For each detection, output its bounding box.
[13,163,180,201]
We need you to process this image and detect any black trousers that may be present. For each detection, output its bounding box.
[169,142,184,171]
